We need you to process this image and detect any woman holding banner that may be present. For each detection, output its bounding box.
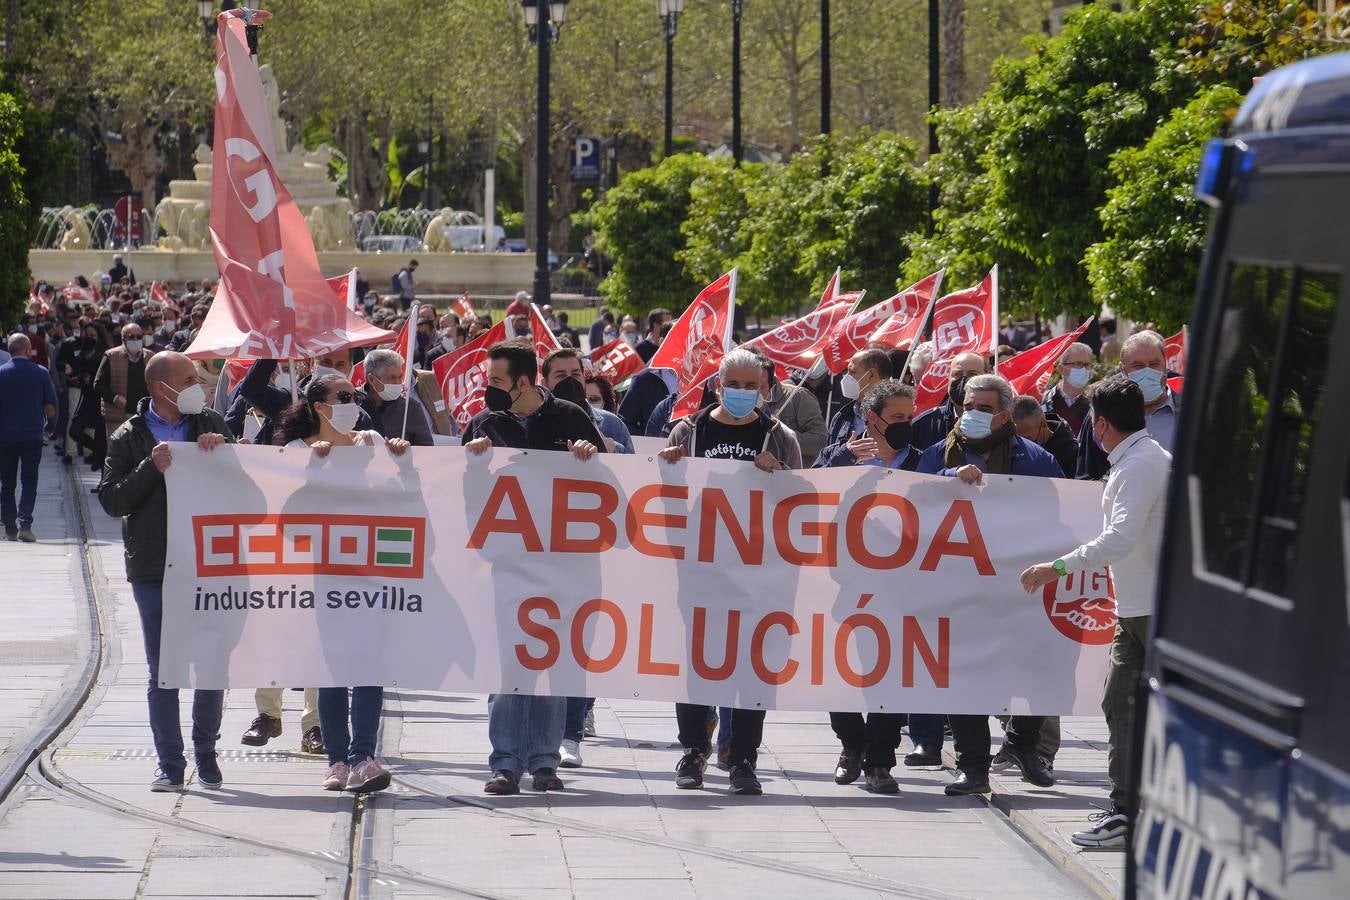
[276,374,411,793]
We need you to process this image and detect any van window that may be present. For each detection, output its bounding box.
[1194,263,1338,596]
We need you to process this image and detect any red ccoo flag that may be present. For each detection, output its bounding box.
[996,318,1093,398]
[590,337,646,386]
[913,268,999,413]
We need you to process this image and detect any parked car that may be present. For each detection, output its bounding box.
[360,235,424,253]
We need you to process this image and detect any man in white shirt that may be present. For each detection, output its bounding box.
[1020,375,1171,850]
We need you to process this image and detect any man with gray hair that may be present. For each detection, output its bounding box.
[660,346,802,796]
[1012,395,1078,478]
[0,333,57,542]
[1076,330,1178,479]
[916,373,1062,796]
[1042,341,1094,436]
[359,348,435,445]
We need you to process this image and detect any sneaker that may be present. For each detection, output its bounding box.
[833,751,861,785]
[2,531,15,542]
[728,762,762,796]
[904,744,941,767]
[240,713,282,746]
[863,766,899,795]
[675,748,707,789]
[484,769,520,795]
[150,769,185,792]
[583,708,596,737]
[944,769,991,796]
[300,726,325,756]
[346,758,391,794]
[323,762,350,791]
[990,746,1015,772]
[531,767,564,791]
[16,529,35,543]
[1002,744,1056,788]
[195,756,223,790]
[559,738,583,769]
[1071,806,1130,850]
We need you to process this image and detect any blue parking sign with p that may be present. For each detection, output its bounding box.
[572,136,601,182]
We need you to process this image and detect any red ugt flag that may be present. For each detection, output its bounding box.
[648,271,738,422]
[821,270,945,375]
[590,337,646,386]
[432,320,508,428]
[453,292,477,320]
[745,300,856,374]
[1164,327,1187,375]
[996,318,1093,398]
[913,268,999,413]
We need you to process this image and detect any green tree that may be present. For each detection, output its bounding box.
[1086,84,1242,331]
[590,153,717,314]
[0,91,31,325]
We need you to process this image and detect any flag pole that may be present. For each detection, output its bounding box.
[400,302,418,441]
[990,265,1000,369]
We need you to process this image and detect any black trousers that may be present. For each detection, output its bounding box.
[950,715,1044,775]
[70,414,105,465]
[829,712,904,769]
[676,704,765,768]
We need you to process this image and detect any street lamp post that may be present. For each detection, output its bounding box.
[732,0,743,165]
[522,0,568,309]
[820,0,830,134]
[657,0,684,159]
[927,0,939,232]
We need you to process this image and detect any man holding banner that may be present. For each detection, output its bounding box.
[464,340,604,795]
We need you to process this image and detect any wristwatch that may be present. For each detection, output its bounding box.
[1052,559,1067,577]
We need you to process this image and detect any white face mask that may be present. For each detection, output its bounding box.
[311,365,342,382]
[375,378,404,402]
[441,336,456,352]
[124,339,143,354]
[322,402,360,435]
[165,382,206,415]
[840,372,861,400]
[1127,367,1166,403]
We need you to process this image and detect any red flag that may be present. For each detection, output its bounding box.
[996,318,1093,398]
[529,303,561,364]
[822,271,945,375]
[149,281,179,311]
[64,282,95,305]
[325,269,358,311]
[186,9,392,360]
[745,301,857,374]
[1164,326,1187,375]
[453,291,477,320]
[648,272,738,422]
[590,337,646,385]
[914,269,999,413]
[432,320,508,428]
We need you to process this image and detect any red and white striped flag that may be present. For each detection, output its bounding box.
[996,318,1093,398]
[452,291,476,320]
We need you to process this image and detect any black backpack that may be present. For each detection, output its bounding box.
[391,270,403,295]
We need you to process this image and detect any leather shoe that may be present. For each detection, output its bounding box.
[833,751,861,785]
[240,713,281,746]
[1003,745,1055,788]
[945,770,991,796]
[864,767,899,794]
[904,745,941,767]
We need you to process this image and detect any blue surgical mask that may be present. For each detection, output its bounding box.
[1127,368,1165,403]
[721,387,760,419]
[1066,367,1091,389]
[959,409,994,440]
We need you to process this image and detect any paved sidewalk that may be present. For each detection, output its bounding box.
[0,457,1126,900]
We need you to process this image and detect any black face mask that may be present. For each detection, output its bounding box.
[552,376,588,408]
[948,376,968,408]
[883,421,912,450]
[484,384,515,413]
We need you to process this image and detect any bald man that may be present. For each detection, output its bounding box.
[99,351,236,792]
[0,334,58,542]
[910,350,990,451]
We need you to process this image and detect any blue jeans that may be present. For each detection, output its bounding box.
[908,714,946,751]
[317,687,384,767]
[130,582,224,782]
[488,694,565,776]
[564,696,594,743]
[0,440,42,532]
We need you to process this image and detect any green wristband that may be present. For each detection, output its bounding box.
[1053,559,1068,577]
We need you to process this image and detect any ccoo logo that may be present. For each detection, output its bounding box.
[193,514,427,579]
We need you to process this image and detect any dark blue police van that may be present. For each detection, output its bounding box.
[1128,53,1350,898]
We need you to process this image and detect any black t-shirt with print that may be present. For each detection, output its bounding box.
[696,414,768,461]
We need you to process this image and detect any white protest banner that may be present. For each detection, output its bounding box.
[161,446,1115,715]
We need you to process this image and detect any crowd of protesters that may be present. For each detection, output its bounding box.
[3,275,1173,851]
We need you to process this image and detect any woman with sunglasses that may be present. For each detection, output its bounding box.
[275,374,411,793]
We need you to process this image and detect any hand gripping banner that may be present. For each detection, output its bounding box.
[160,445,1115,715]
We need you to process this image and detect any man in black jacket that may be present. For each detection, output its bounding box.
[909,350,989,451]
[462,339,603,796]
[98,351,234,792]
[1012,396,1077,478]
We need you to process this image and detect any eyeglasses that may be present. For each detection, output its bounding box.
[1061,360,1091,369]
[329,391,355,404]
